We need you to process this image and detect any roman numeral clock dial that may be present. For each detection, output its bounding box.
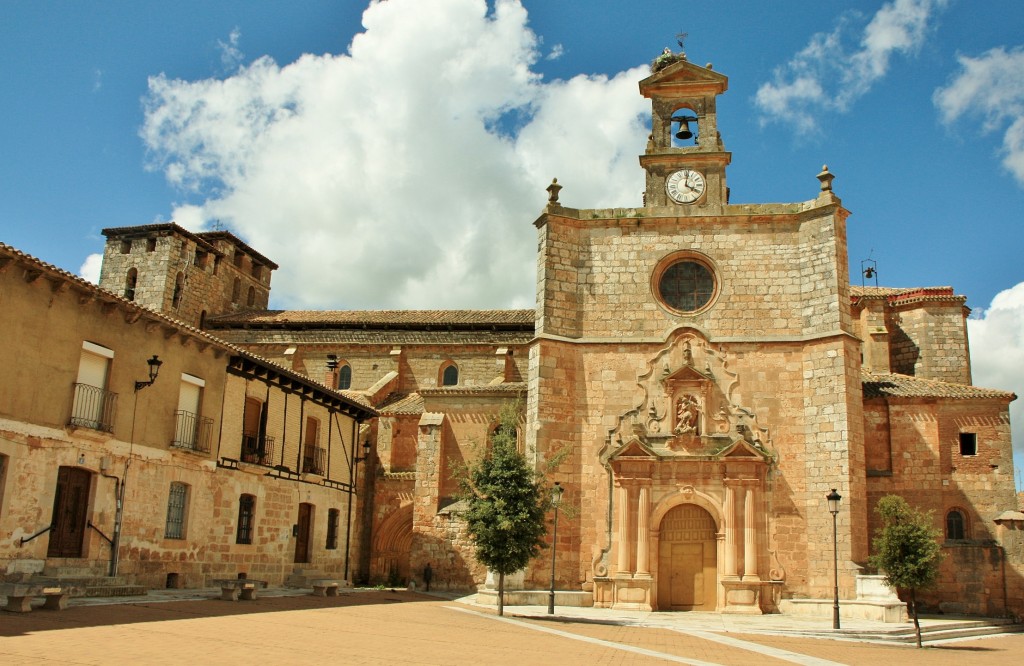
[666,168,706,204]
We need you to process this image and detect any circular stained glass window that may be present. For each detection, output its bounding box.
[657,259,715,313]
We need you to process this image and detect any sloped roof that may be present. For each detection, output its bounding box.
[862,371,1016,401]
[377,393,425,416]
[207,309,535,329]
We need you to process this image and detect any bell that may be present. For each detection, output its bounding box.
[674,118,694,141]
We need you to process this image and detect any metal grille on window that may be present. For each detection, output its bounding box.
[165,482,187,539]
[237,494,255,544]
[326,508,340,550]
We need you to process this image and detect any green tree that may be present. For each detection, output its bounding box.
[868,495,944,648]
[458,402,549,616]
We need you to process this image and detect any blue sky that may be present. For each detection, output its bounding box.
[2,0,1023,485]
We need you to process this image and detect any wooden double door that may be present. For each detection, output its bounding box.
[48,467,92,558]
[657,504,717,611]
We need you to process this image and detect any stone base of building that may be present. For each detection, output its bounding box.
[721,578,765,614]
[779,598,908,623]
[475,589,595,607]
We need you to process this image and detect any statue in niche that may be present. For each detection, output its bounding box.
[674,394,700,436]
[682,341,694,367]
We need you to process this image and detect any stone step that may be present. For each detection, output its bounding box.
[27,576,147,598]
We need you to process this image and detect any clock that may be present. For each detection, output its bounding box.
[666,169,706,204]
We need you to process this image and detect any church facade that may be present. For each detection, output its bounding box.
[4,54,1019,617]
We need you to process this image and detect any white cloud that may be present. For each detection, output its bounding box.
[140,0,648,309]
[547,44,564,61]
[967,282,1024,484]
[79,253,102,284]
[755,0,948,132]
[933,46,1024,187]
[218,27,245,73]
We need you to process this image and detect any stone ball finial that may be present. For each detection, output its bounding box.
[816,164,835,193]
[546,178,563,204]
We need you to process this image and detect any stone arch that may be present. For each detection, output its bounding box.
[371,503,413,585]
[650,485,722,531]
[655,502,719,611]
[649,486,722,612]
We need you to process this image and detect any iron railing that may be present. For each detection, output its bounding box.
[241,433,275,466]
[302,446,326,475]
[171,410,213,454]
[69,383,118,432]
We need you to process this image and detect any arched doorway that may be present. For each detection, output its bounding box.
[657,504,717,610]
[371,505,412,585]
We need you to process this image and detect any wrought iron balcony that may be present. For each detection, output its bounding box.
[241,433,275,466]
[69,383,118,432]
[302,446,326,476]
[171,410,213,454]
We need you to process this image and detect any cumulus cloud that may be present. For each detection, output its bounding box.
[967,282,1024,482]
[934,46,1024,187]
[140,0,648,309]
[79,253,102,284]
[755,0,948,132]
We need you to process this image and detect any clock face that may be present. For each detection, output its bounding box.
[666,169,706,204]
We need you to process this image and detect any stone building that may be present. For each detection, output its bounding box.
[4,53,1019,617]
[0,241,373,591]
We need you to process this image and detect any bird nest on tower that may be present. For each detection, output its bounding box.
[651,47,687,72]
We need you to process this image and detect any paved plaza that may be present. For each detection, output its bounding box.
[0,589,1022,665]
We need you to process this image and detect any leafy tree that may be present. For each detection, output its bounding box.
[458,402,549,616]
[868,495,944,648]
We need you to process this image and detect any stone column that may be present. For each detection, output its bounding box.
[743,484,758,581]
[635,485,650,576]
[724,482,738,578]
[616,483,632,574]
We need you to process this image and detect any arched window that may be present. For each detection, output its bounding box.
[441,362,459,386]
[338,364,352,390]
[946,509,967,540]
[124,268,138,300]
[231,277,241,303]
[171,272,184,309]
[246,285,256,306]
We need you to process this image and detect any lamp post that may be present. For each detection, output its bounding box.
[826,488,842,630]
[111,355,162,576]
[547,481,563,615]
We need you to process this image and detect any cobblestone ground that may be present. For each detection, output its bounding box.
[0,591,1021,665]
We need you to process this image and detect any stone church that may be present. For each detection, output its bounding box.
[67,55,1024,616]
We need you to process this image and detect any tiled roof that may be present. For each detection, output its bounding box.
[862,371,1016,401]
[850,285,965,307]
[101,222,279,269]
[419,383,528,397]
[208,309,535,328]
[0,241,370,418]
[377,393,425,415]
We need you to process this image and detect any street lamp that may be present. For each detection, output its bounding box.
[548,481,563,615]
[134,354,163,392]
[826,488,842,630]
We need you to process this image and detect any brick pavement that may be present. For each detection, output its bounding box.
[0,590,1021,665]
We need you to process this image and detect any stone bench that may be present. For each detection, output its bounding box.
[211,579,267,601]
[310,579,340,597]
[0,583,75,612]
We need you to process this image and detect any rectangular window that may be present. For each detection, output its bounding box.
[326,508,340,550]
[120,240,132,254]
[173,374,212,453]
[236,494,255,544]
[70,342,116,432]
[146,238,157,252]
[302,416,323,475]
[959,433,977,456]
[165,482,188,539]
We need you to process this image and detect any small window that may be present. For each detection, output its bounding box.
[338,364,352,390]
[946,509,967,540]
[326,508,340,550]
[194,250,207,268]
[213,255,221,275]
[251,264,262,280]
[120,240,132,254]
[146,237,157,252]
[959,433,977,456]
[246,286,256,307]
[124,268,138,301]
[231,278,241,303]
[171,272,184,309]
[237,494,256,544]
[303,417,322,474]
[441,363,458,386]
[179,241,189,259]
[165,482,188,539]
[233,251,244,268]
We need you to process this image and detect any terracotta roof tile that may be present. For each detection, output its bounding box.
[862,371,1016,401]
[377,393,425,415]
[419,383,527,397]
[208,309,535,328]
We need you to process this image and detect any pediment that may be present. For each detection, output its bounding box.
[663,364,710,384]
[640,58,728,97]
[609,438,656,460]
[715,437,770,461]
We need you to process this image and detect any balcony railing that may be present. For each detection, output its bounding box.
[302,446,326,476]
[171,410,213,454]
[241,433,275,467]
[69,383,118,432]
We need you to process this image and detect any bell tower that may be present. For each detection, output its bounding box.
[639,54,731,208]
